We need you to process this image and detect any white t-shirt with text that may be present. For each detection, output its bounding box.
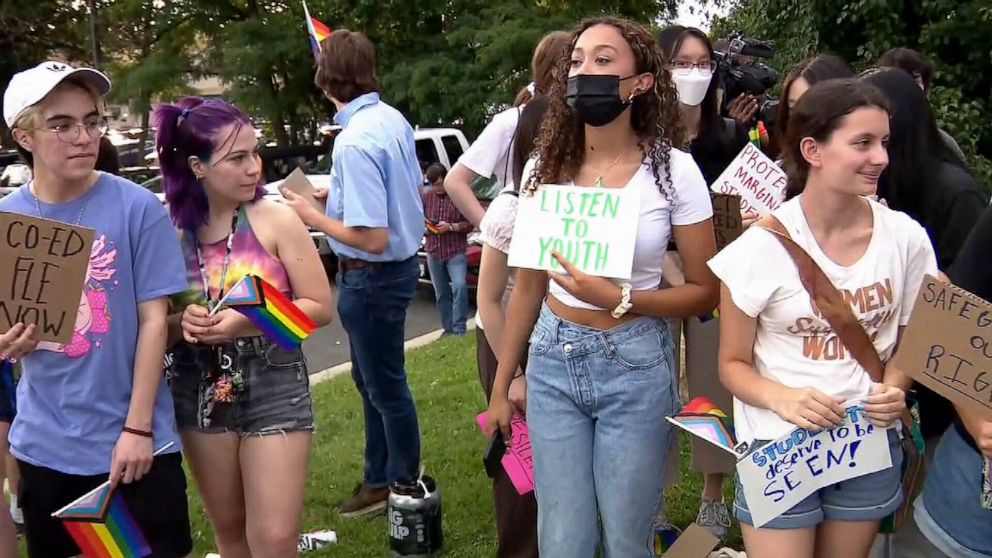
[708,196,938,442]
[522,149,713,311]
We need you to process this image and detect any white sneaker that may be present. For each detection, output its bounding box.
[204,554,221,558]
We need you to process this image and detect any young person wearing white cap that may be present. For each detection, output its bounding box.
[2,61,193,557]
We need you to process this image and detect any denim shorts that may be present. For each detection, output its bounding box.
[169,337,314,435]
[914,425,992,557]
[734,428,903,529]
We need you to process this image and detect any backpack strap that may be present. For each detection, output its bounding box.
[754,215,885,382]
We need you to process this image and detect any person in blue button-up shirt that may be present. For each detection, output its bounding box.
[283,29,426,518]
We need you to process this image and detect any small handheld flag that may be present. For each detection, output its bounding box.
[223,275,318,350]
[666,397,737,455]
[54,443,175,558]
[302,0,332,58]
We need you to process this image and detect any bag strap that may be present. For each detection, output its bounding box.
[754,215,885,383]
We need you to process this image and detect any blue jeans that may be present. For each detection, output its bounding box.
[915,425,992,557]
[336,257,421,486]
[526,304,678,558]
[426,252,468,334]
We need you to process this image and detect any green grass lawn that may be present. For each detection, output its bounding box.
[20,333,741,557]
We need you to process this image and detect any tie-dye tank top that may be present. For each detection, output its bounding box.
[172,203,292,310]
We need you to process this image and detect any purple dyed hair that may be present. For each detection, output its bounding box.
[153,97,265,231]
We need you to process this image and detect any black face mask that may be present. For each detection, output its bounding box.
[565,74,636,127]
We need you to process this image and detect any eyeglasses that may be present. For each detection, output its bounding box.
[29,116,108,144]
[671,60,717,75]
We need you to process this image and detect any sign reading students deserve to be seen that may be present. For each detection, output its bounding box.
[507,185,639,279]
[710,143,787,215]
[736,404,892,528]
[894,275,992,421]
[0,212,94,344]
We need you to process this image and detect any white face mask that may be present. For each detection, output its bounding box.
[672,69,713,107]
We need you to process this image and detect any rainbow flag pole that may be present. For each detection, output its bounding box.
[54,443,175,558]
[302,0,332,58]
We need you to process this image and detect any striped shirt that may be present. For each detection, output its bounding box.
[422,190,470,262]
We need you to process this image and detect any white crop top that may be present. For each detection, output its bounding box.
[521,149,712,311]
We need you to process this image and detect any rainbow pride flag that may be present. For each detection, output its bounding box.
[302,0,332,58]
[55,486,151,558]
[224,275,318,350]
[666,396,738,455]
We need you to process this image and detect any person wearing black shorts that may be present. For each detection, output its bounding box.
[2,61,193,557]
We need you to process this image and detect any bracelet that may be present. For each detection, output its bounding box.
[122,426,153,438]
[512,368,526,379]
[611,282,634,319]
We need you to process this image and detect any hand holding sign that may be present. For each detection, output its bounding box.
[548,251,622,310]
[863,383,907,428]
[0,322,38,362]
[769,386,846,432]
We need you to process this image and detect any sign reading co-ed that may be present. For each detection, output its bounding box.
[0,212,94,344]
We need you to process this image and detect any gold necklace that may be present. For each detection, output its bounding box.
[592,152,625,188]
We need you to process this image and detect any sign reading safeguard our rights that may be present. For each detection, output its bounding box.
[0,212,94,344]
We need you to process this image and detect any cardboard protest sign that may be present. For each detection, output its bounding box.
[281,167,326,213]
[711,193,744,251]
[477,412,535,494]
[662,523,719,558]
[508,185,639,279]
[0,212,94,344]
[710,143,787,215]
[736,405,892,528]
[893,275,992,421]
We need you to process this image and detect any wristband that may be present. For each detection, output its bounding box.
[122,426,154,438]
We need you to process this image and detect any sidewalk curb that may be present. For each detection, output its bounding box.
[308,321,477,387]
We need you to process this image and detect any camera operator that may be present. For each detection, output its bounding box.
[713,37,779,137]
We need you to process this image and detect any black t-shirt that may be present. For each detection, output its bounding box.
[909,161,988,438]
[947,203,992,452]
[690,117,750,185]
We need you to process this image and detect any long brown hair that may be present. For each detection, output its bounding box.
[781,78,889,199]
[514,31,572,106]
[773,54,853,155]
[524,16,686,197]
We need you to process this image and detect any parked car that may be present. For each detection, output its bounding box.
[263,127,479,282]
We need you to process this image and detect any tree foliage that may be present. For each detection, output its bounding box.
[1,0,679,148]
[710,0,992,189]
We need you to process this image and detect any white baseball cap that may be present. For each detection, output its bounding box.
[3,60,111,128]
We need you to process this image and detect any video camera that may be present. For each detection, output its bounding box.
[715,36,780,125]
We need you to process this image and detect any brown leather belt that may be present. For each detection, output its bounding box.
[338,259,371,274]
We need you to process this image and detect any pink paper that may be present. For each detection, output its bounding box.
[477,412,535,495]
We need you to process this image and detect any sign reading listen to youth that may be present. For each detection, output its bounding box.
[894,275,992,421]
[0,212,95,344]
[736,404,892,528]
[507,185,639,279]
[710,143,787,215]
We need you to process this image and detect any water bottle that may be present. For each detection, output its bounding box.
[387,475,443,557]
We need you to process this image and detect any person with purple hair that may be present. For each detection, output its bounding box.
[157,97,333,557]
[2,60,193,558]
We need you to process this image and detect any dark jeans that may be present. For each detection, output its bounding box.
[337,256,421,487]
